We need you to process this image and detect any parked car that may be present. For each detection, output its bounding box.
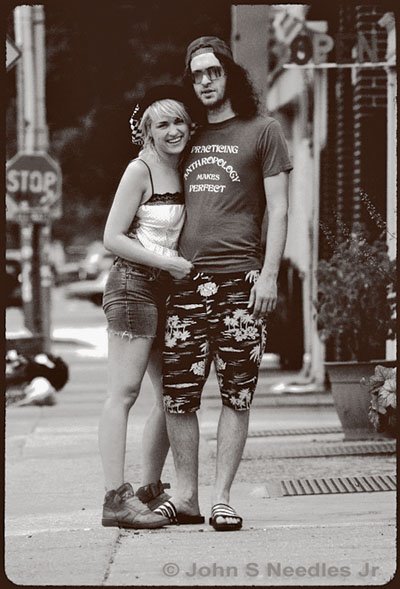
[78,241,115,280]
[65,270,109,306]
[5,250,22,307]
[5,245,80,294]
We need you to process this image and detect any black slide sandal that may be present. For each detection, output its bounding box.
[154,500,205,525]
[209,503,243,531]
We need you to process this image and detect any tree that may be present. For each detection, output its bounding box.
[7,0,231,244]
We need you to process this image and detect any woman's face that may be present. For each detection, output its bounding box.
[149,109,190,156]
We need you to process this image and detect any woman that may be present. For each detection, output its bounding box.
[99,85,193,529]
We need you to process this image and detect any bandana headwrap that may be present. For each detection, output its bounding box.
[129,104,143,145]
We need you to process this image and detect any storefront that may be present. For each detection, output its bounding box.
[232,4,396,379]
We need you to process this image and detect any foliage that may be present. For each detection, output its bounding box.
[6,0,231,245]
[361,365,397,436]
[316,218,396,361]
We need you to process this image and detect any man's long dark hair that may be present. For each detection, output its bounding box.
[183,53,260,124]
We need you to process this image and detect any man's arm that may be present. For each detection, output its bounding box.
[248,171,289,319]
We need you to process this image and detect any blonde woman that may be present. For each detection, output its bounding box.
[99,86,195,529]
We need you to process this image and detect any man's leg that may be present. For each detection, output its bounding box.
[212,406,249,523]
[165,412,200,515]
[210,272,267,525]
[161,273,210,516]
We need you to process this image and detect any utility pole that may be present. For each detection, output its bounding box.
[309,68,328,385]
[13,5,53,353]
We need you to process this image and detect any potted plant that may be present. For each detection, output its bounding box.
[316,214,396,440]
[361,365,397,438]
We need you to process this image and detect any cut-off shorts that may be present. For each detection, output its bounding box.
[102,258,172,344]
[162,270,268,413]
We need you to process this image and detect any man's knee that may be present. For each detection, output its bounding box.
[221,389,255,411]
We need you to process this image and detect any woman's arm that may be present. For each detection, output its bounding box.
[103,160,192,278]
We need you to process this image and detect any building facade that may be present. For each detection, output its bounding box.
[232,3,397,378]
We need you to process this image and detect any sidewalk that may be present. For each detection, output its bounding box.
[4,335,396,586]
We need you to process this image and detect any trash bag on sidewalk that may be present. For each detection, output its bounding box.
[5,350,69,406]
[17,377,58,406]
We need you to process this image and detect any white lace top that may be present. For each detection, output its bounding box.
[127,159,185,258]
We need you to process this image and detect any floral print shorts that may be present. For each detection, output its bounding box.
[162,270,267,413]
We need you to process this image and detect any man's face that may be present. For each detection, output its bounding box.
[190,52,227,109]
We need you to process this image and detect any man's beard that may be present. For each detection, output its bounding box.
[203,89,229,113]
[208,97,228,112]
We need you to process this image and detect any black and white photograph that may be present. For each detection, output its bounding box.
[5,0,397,585]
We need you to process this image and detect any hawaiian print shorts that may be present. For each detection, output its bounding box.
[162,270,267,413]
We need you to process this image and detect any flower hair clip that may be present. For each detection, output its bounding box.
[129,104,143,145]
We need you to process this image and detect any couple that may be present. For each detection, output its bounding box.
[99,36,292,532]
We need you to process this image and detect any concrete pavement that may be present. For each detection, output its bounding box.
[4,328,396,586]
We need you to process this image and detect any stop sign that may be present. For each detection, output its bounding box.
[6,152,62,219]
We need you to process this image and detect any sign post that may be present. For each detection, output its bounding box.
[6,152,61,351]
[6,152,62,220]
[6,36,21,70]
[6,152,62,349]
[8,5,62,354]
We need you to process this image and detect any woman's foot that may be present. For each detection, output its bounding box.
[102,482,169,529]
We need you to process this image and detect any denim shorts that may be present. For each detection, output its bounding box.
[102,258,172,342]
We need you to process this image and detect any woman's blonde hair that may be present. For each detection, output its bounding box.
[138,99,192,151]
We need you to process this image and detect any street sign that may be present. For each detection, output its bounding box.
[6,36,22,70]
[6,152,62,220]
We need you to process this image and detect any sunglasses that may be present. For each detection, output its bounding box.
[191,66,225,85]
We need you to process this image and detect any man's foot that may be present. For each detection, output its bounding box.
[209,503,243,531]
[154,499,205,525]
[136,480,171,511]
[102,482,169,529]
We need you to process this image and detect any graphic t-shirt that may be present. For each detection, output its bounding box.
[179,115,293,272]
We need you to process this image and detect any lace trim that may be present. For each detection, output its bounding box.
[143,192,184,206]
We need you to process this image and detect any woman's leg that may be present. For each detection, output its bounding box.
[140,344,170,486]
[98,334,154,492]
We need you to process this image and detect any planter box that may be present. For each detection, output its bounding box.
[325,360,396,441]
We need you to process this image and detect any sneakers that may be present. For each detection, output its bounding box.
[102,482,169,529]
[136,480,171,511]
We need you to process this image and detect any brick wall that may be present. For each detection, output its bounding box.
[318,3,388,360]
[335,4,355,239]
[352,4,388,239]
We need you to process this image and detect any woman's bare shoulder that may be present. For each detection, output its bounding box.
[125,157,149,175]
[121,158,150,189]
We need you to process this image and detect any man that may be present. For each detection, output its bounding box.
[155,36,292,531]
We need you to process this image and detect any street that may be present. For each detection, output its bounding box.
[5,286,396,586]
